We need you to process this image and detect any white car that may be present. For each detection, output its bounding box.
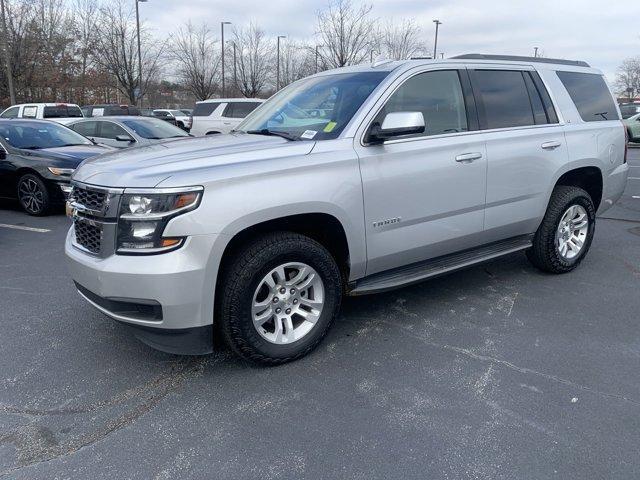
[190,98,264,136]
[0,103,84,125]
[153,109,193,131]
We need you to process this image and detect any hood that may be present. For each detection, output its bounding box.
[72,133,315,188]
[21,144,112,168]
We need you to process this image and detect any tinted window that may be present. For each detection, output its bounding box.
[99,121,128,139]
[1,107,19,118]
[376,70,468,137]
[43,105,83,118]
[224,102,261,119]
[193,102,220,117]
[0,121,92,149]
[557,72,619,122]
[121,118,189,140]
[472,70,535,129]
[619,104,640,119]
[523,73,547,124]
[72,121,99,137]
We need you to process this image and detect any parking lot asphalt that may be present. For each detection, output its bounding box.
[0,151,639,480]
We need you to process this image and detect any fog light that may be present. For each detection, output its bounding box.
[131,222,157,239]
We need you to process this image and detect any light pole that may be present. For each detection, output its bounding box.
[135,0,147,107]
[432,19,442,60]
[533,47,539,58]
[231,41,237,95]
[315,44,324,73]
[276,35,286,91]
[370,49,379,62]
[221,21,231,97]
[0,0,14,104]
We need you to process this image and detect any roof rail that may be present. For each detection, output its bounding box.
[451,54,590,68]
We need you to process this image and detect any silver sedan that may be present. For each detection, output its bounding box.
[67,116,191,149]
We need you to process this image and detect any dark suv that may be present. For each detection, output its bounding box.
[81,104,141,118]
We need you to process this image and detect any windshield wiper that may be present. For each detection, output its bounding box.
[246,129,298,141]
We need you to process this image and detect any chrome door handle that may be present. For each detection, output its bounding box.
[455,152,483,163]
[541,141,561,150]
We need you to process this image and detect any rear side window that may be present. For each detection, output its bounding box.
[72,121,99,137]
[376,70,469,137]
[471,70,535,129]
[1,106,19,118]
[223,102,261,119]
[556,71,619,122]
[193,102,220,117]
[43,105,83,118]
[99,121,128,139]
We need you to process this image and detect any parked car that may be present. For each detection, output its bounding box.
[68,116,190,148]
[623,112,640,142]
[0,119,111,215]
[66,54,628,363]
[619,103,640,119]
[0,103,83,125]
[139,108,156,117]
[153,109,192,131]
[82,104,141,118]
[189,98,263,136]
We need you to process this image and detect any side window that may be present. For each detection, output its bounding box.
[22,106,38,118]
[222,103,235,118]
[192,102,220,117]
[471,70,536,129]
[99,121,128,139]
[72,121,99,137]
[375,70,469,138]
[1,106,19,118]
[225,102,260,119]
[556,71,619,122]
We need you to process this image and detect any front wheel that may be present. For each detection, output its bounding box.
[527,185,596,273]
[219,232,343,365]
[17,173,51,216]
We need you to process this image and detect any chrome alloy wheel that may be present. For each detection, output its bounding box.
[18,177,45,214]
[556,205,589,260]
[252,262,325,345]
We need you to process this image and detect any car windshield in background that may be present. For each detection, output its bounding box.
[620,105,640,119]
[43,105,83,118]
[121,118,190,140]
[169,110,184,117]
[0,121,92,149]
[237,71,390,140]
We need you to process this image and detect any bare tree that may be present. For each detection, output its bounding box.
[615,57,640,100]
[72,0,99,104]
[381,19,427,60]
[93,0,164,105]
[170,22,220,101]
[279,41,315,87]
[233,23,273,97]
[316,0,376,68]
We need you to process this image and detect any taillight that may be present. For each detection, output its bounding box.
[624,126,629,164]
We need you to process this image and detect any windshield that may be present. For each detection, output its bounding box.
[620,105,640,119]
[237,71,389,140]
[0,121,92,149]
[121,118,190,140]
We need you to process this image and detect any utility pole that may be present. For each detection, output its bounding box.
[221,21,231,97]
[276,35,286,91]
[135,0,147,107]
[0,0,15,105]
[533,46,539,58]
[315,45,322,73]
[432,19,442,60]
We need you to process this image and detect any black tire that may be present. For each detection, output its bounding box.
[17,173,51,216]
[219,232,342,365]
[526,185,596,274]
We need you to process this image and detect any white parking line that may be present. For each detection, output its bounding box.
[628,177,640,180]
[0,223,50,233]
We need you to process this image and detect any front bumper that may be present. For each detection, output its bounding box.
[65,228,222,353]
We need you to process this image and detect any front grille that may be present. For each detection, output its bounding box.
[74,219,102,254]
[73,187,107,213]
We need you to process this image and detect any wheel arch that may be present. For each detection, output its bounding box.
[554,165,603,211]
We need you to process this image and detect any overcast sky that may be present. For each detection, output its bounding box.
[141,0,639,82]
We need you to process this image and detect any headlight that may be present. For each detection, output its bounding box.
[116,187,203,255]
[48,167,75,176]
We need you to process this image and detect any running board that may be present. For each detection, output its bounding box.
[349,235,533,296]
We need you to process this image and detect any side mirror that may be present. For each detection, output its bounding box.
[367,112,425,144]
[115,135,134,143]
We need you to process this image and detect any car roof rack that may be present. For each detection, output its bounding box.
[451,54,590,68]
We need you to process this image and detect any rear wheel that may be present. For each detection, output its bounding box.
[219,232,342,365]
[527,185,595,273]
[17,173,51,216]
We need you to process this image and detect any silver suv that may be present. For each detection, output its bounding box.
[65,54,629,364]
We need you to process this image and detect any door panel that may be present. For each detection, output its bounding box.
[356,137,487,275]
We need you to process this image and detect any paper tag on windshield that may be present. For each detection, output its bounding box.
[301,130,317,139]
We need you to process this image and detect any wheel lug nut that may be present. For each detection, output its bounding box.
[275,308,281,314]
[293,299,298,304]
[285,308,291,314]
[279,288,286,294]
[272,297,278,303]
[290,288,296,294]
